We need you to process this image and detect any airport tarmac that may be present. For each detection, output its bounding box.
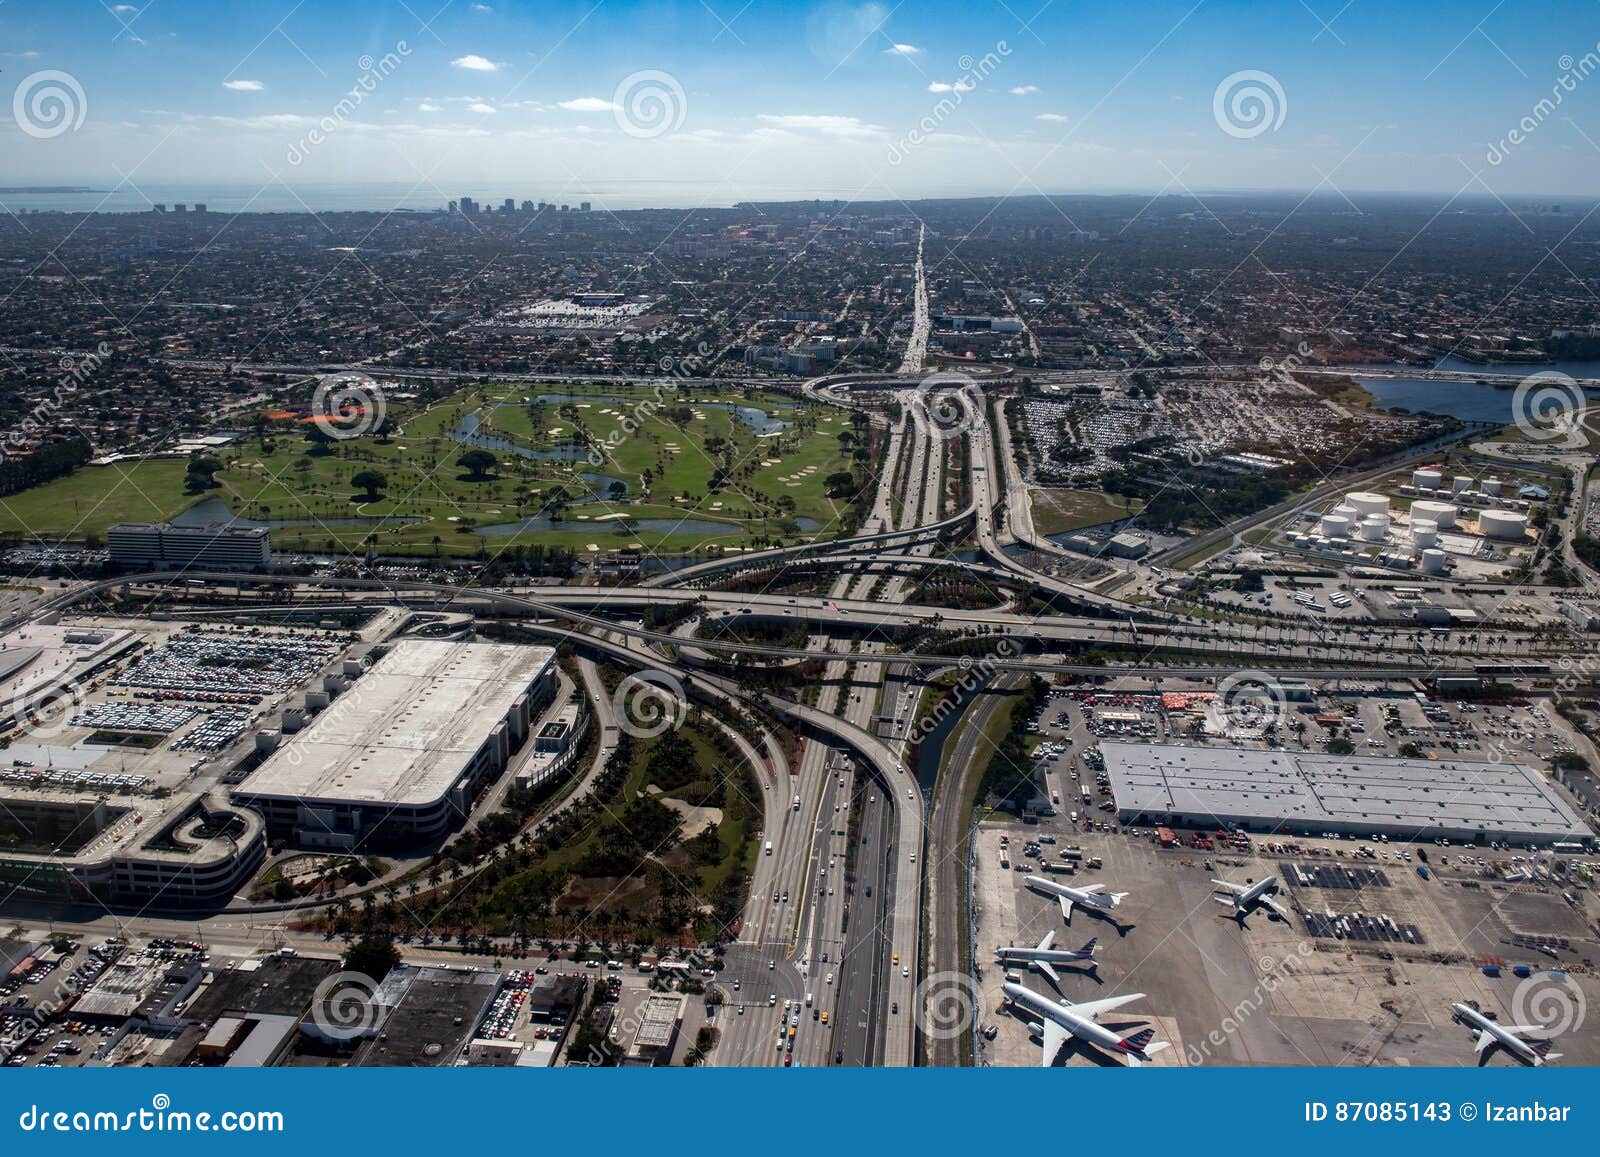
[974,823,1600,1067]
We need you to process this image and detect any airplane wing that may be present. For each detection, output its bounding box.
[1080,883,1106,894]
[1035,960,1060,985]
[1474,1030,1496,1054]
[1499,1025,1548,1036]
[1040,1020,1070,1067]
[1057,895,1074,921]
[1260,894,1289,918]
[1036,930,1055,952]
[1211,878,1245,894]
[1069,993,1146,1020]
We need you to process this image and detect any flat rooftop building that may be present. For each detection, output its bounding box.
[1102,741,1591,846]
[233,640,555,850]
[108,522,271,571]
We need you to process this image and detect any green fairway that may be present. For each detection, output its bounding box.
[0,458,193,541]
[0,383,857,559]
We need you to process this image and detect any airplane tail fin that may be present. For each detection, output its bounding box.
[1121,1028,1157,1051]
[1078,938,1098,956]
[1529,1038,1558,1058]
[1119,1029,1170,1066]
[1109,892,1130,906]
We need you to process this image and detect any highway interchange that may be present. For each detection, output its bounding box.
[15,350,1598,1069]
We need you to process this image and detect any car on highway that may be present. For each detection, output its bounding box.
[825,972,833,984]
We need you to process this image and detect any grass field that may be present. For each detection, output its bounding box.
[1029,488,1145,536]
[0,459,193,541]
[0,383,857,559]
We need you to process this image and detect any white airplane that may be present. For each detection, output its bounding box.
[995,932,1098,984]
[1024,874,1129,922]
[1451,1001,1561,1066]
[1004,981,1169,1068]
[1212,874,1288,919]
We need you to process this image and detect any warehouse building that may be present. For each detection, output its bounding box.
[108,522,271,571]
[1102,741,1591,847]
[233,640,556,851]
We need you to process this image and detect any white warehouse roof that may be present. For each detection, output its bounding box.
[1102,741,1590,844]
[239,640,554,808]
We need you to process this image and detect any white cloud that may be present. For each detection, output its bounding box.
[468,102,496,115]
[1009,85,1039,95]
[927,79,974,94]
[1035,112,1069,122]
[756,113,884,137]
[223,79,264,92]
[451,54,501,72]
[112,3,139,12]
[471,2,493,11]
[418,101,442,112]
[2,50,41,58]
[883,43,922,56]
[558,96,618,112]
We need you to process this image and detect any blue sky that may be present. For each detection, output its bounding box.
[3,0,1598,203]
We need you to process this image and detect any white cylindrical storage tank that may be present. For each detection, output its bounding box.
[1412,468,1443,490]
[1332,504,1358,520]
[1321,514,1352,538]
[1479,509,1529,540]
[1420,548,1447,574]
[1411,499,1457,529]
[1451,475,1471,494]
[1482,477,1502,496]
[1411,519,1438,547]
[1360,514,1389,541]
[1346,491,1390,518]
